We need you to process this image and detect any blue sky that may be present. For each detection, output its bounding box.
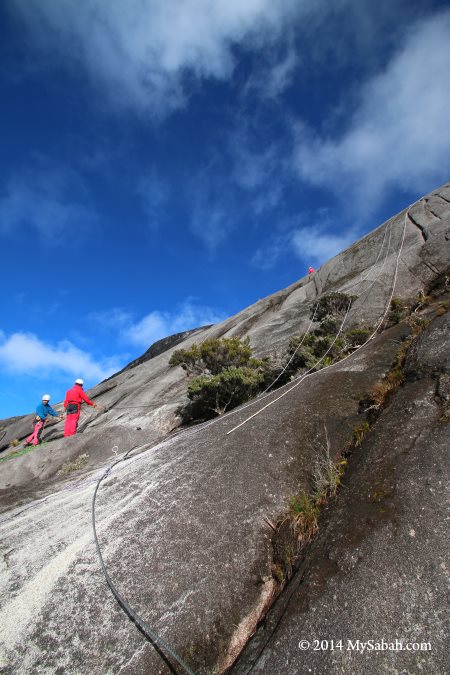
[1,0,450,419]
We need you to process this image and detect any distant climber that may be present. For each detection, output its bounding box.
[24,394,61,447]
[64,379,97,437]
[308,266,315,275]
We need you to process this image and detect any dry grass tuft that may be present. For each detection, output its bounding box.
[289,491,319,544]
[57,453,89,476]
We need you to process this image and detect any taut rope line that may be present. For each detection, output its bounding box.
[226,201,416,435]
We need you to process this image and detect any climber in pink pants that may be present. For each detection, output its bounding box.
[25,419,44,446]
[24,394,61,446]
[64,378,97,437]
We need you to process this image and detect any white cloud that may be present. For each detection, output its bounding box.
[0,160,96,241]
[251,233,291,271]
[291,227,356,265]
[228,131,290,217]
[252,213,357,269]
[294,10,450,211]
[264,48,299,99]
[88,308,134,331]
[242,39,300,102]
[0,332,122,382]
[135,171,170,228]
[123,299,227,347]
[8,0,433,123]
[190,205,231,251]
[231,140,285,192]
[124,313,168,348]
[187,159,238,250]
[9,0,301,118]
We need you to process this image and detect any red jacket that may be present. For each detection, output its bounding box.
[64,384,94,407]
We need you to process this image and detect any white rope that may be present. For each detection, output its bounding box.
[226,200,418,436]
[226,299,353,435]
[104,215,394,429]
[343,219,392,291]
[188,218,395,436]
[205,216,393,428]
[260,302,319,395]
[261,220,393,397]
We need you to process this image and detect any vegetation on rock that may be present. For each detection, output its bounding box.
[57,453,90,476]
[170,337,268,419]
[269,293,370,387]
[273,280,450,588]
[312,291,356,322]
[171,294,372,419]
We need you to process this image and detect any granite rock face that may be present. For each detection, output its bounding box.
[1,183,449,455]
[232,313,449,675]
[0,183,449,674]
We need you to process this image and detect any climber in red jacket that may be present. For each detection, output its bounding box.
[63,378,97,437]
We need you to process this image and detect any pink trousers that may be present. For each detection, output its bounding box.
[26,420,44,446]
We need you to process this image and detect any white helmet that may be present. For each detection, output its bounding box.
[42,394,51,401]
[75,378,84,385]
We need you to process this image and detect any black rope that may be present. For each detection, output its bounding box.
[91,445,197,675]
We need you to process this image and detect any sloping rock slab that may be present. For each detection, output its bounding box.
[1,182,449,451]
[0,326,406,674]
[231,313,449,674]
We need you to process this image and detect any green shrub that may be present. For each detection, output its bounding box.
[312,442,347,504]
[171,337,268,420]
[169,343,202,375]
[261,362,292,389]
[312,292,356,322]
[317,355,335,368]
[389,297,409,324]
[316,314,341,335]
[344,327,372,348]
[187,366,264,417]
[352,421,370,446]
[170,337,256,375]
[286,336,317,371]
